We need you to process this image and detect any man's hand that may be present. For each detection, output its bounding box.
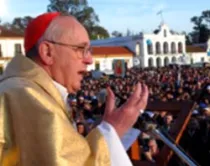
[103,82,149,137]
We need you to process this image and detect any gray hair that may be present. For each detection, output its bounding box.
[38,14,76,44]
[26,14,76,59]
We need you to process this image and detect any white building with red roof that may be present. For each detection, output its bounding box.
[0,26,24,73]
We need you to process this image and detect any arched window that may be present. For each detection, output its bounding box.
[156,57,162,67]
[164,57,169,66]
[178,42,183,53]
[171,42,176,54]
[172,57,177,63]
[148,58,154,67]
[163,42,169,54]
[156,42,161,54]
[147,43,153,55]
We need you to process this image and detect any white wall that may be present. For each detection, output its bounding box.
[0,38,24,58]
[187,52,209,63]
[0,38,24,69]
[87,56,133,71]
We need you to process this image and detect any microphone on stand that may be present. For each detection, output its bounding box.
[134,116,198,166]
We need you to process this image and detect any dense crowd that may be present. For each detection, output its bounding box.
[68,65,210,166]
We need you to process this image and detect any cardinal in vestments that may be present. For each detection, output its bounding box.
[0,12,149,166]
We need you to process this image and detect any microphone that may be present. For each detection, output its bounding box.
[134,112,199,166]
[149,128,198,166]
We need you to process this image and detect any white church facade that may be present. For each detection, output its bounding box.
[91,23,210,69]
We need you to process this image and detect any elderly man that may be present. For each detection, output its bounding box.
[0,12,148,166]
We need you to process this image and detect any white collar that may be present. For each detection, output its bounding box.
[53,81,77,128]
[53,81,69,103]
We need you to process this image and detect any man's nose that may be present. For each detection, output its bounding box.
[83,54,93,65]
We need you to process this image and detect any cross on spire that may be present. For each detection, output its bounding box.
[157,10,164,24]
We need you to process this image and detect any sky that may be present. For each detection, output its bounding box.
[0,0,210,35]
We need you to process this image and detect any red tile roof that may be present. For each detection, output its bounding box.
[92,46,133,55]
[0,26,24,38]
[186,45,206,53]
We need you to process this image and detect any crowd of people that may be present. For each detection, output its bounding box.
[70,65,210,166]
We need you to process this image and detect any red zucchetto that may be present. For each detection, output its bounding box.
[24,12,60,53]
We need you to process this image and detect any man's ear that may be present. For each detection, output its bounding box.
[38,41,53,65]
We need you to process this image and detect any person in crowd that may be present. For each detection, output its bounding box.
[77,122,88,137]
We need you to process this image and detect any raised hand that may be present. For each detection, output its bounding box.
[103,82,149,137]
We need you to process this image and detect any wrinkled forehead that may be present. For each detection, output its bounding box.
[73,27,90,45]
[62,17,90,46]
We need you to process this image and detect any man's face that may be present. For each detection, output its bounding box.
[165,115,173,125]
[77,124,85,134]
[160,111,166,117]
[148,139,158,154]
[50,19,93,93]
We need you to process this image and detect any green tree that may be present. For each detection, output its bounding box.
[186,34,192,45]
[202,10,210,27]
[202,10,210,39]
[1,22,12,29]
[91,25,109,39]
[111,30,123,37]
[11,16,33,32]
[47,0,88,15]
[0,16,33,34]
[190,12,210,43]
[47,0,109,39]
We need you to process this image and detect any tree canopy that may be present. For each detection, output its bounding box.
[0,0,109,39]
[47,0,109,39]
[0,4,210,44]
[188,10,210,44]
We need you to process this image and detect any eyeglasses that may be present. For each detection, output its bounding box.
[46,40,92,58]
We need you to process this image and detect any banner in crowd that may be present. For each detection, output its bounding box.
[113,59,126,77]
